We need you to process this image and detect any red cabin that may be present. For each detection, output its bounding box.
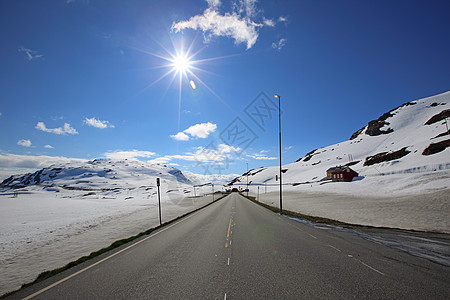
[327,166,358,182]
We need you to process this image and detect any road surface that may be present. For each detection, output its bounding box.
[9,193,450,299]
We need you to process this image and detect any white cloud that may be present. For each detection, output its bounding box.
[184,122,217,138]
[149,143,240,166]
[272,38,287,51]
[172,0,287,49]
[263,18,275,27]
[0,153,87,179]
[233,0,259,18]
[83,117,115,129]
[278,16,288,23]
[18,46,44,61]
[206,0,221,9]
[17,139,32,147]
[35,122,78,135]
[173,8,259,49]
[169,143,239,162]
[171,122,217,141]
[148,156,172,165]
[44,145,54,149]
[103,150,156,160]
[170,132,190,141]
[247,150,277,160]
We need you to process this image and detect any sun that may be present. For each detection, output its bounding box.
[172,54,191,73]
[136,36,238,131]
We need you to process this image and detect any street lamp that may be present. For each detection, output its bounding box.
[274,94,283,214]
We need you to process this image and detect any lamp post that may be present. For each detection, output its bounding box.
[274,94,283,214]
[246,162,249,197]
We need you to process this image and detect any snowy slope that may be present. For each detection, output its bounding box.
[0,159,224,295]
[230,91,450,196]
[0,158,191,191]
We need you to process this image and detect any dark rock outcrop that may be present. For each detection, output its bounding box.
[364,147,410,166]
[422,139,450,156]
[424,109,450,126]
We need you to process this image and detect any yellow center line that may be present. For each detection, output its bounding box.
[225,216,233,247]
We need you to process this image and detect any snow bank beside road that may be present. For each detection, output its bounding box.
[254,188,450,233]
[0,187,215,295]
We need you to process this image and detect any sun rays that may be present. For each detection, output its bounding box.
[130,35,245,132]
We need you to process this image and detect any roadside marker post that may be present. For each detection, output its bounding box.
[156,178,162,226]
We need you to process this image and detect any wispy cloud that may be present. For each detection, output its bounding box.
[0,153,86,178]
[206,0,221,9]
[17,139,32,147]
[272,38,287,51]
[146,143,240,166]
[232,0,259,19]
[44,145,54,149]
[83,117,115,129]
[278,16,288,23]
[18,46,44,61]
[172,0,283,49]
[170,122,217,141]
[103,150,156,160]
[174,144,239,162]
[247,150,277,160]
[35,122,78,135]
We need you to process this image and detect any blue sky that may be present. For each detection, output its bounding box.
[1,0,449,179]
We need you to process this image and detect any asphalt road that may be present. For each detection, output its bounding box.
[9,193,450,299]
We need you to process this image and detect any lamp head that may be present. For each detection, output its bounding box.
[274,94,280,99]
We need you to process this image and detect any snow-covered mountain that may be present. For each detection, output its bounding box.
[230,91,450,196]
[183,171,240,186]
[0,159,192,191]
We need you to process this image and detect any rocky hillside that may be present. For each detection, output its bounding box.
[230,91,450,193]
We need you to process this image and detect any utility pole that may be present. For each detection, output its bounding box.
[246,162,249,197]
[275,94,283,214]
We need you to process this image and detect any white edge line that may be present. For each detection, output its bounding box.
[356,259,385,276]
[327,245,341,252]
[22,209,205,300]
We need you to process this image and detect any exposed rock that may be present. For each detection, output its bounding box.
[354,101,417,138]
[296,149,318,162]
[422,139,450,156]
[350,127,365,140]
[364,147,411,166]
[365,112,394,136]
[424,109,450,126]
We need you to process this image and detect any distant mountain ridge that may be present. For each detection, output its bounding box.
[230,91,450,191]
[0,159,192,190]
